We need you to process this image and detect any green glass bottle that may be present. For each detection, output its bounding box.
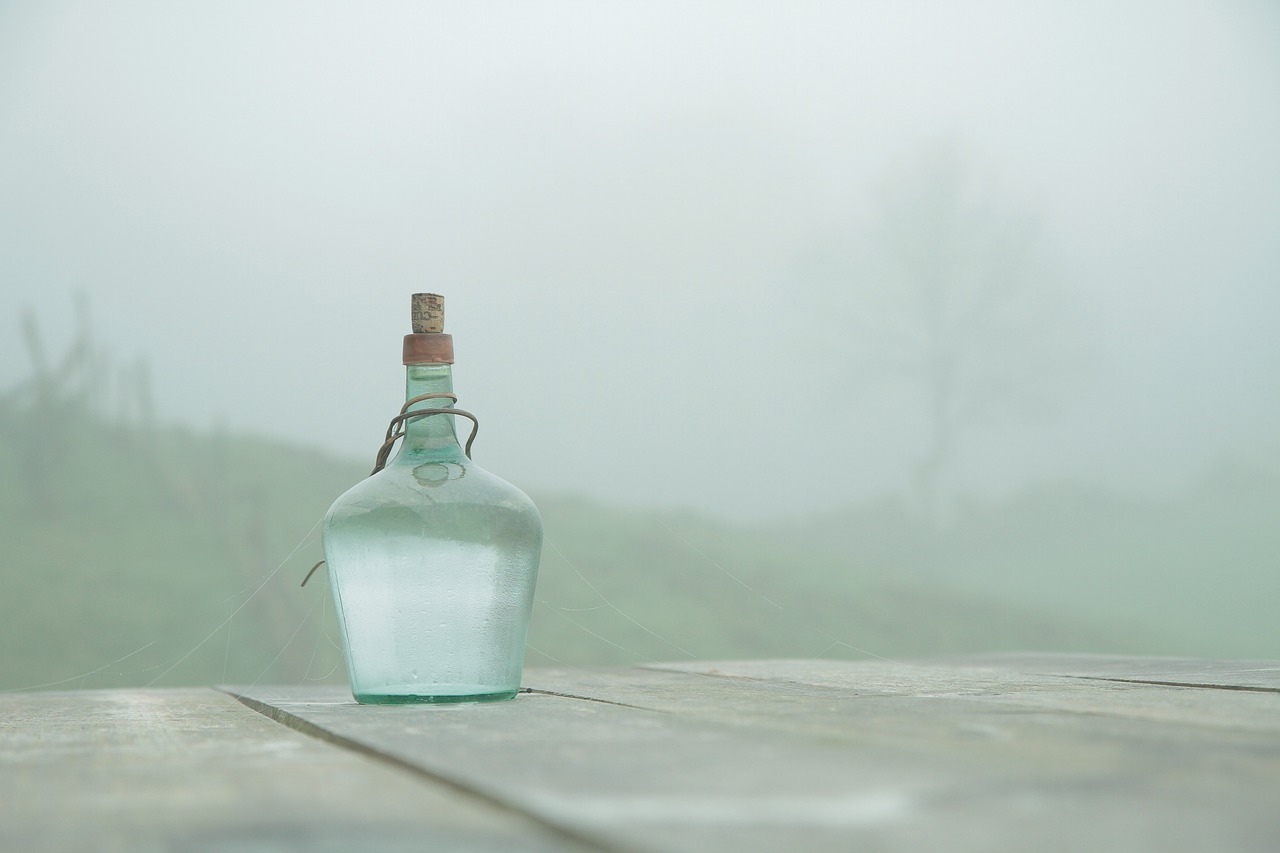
[322,294,543,704]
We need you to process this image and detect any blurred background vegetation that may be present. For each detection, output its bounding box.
[2,3,1278,690]
[2,302,1276,690]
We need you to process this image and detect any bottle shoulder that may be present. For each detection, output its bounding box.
[324,459,541,526]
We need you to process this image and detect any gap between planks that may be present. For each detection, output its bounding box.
[521,686,663,712]
[1064,676,1280,695]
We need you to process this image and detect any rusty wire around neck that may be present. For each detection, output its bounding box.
[300,392,479,588]
[370,392,478,475]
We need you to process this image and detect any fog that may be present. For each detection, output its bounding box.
[3,1,1279,516]
[2,2,1279,678]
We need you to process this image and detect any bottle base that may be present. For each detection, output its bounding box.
[352,689,519,705]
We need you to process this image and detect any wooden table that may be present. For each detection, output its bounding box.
[4,654,1279,852]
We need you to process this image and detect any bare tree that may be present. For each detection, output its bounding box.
[816,143,1090,519]
[1,296,162,515]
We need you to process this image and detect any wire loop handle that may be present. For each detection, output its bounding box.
[301,392,480,587]
[370,392,479,475]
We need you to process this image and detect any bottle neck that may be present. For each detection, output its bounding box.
[400,362,465,460]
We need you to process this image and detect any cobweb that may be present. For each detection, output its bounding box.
[3,503,908,696]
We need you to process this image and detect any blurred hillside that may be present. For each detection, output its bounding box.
[0,375,1180,691]
[2,309,1275,691]
[10,412,1273,694]
[787,466,1280,660]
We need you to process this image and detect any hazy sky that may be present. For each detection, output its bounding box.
[2,1,1278,518]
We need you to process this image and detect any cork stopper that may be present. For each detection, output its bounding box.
[403,293,455,364]
[411,293,445,333]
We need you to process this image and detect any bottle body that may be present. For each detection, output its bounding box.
[322,363,542,703]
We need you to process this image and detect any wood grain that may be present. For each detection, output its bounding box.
[0,687,599,852]
[6,657,1277,852]
[234,656,1280,852]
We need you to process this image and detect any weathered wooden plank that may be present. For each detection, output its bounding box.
[940,652,1280,691]
[238,664,1280,853]
[0,688,599,852]
[637,657,1280,732]
[236,683,943,853]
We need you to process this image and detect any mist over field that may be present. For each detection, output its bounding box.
[1,1,1278,687]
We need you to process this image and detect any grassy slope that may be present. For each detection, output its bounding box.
[527,496,1138,668]
[4,411,1241,692]
[0,414,359,690]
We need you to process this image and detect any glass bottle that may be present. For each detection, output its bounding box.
[322,294,543,704]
